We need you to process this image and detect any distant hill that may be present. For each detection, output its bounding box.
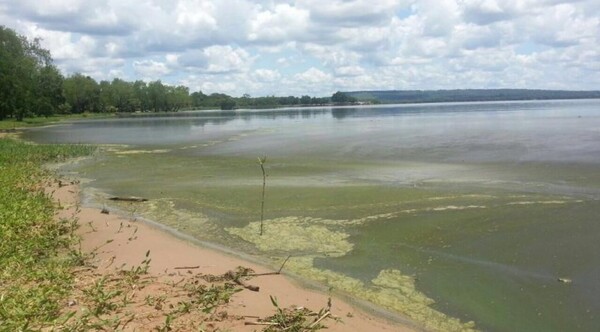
[344,89,600,104]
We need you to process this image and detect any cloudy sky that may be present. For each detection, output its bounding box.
[1,0,598,96]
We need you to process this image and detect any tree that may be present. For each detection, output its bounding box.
[220,98,236,110]
[147,80,167,112]
[1,24,362,120]
[99,78,137,113]
[331,91,356,104]
[34,65,64,117]
[191,91,206,108]
[0,26,61,120]
[300,95,311,105]
[98,80,112,112]
[132,80,148,112]
[167,85,191,111]
[63,73,100,113]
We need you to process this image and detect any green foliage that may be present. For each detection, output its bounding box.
[63,77,191,113]
[231,95,330,109]
[0,138,94,330]
[0,112,114,130]
[0,25,63,121]
[83,277,123,316]
[1,24,360,125]
[263,296,333,331]
[119,249,152,285]
[183,282,241,314]
[331,91,357,104]
[63,73,101,114]
[346,89,600,104]
[99,78,137,113]
[219,97,237,110]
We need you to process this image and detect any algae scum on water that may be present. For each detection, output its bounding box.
[28,100,600,332]
[227,216,477,331]
[77,149,483,331]
[77,149,597,332]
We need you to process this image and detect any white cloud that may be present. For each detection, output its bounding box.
[248,4,309,44]
[299,0,404,26]
[334,66,365,77]
[253,69,281,82]
[133,60,171,80]
[461,0,517,25]
[174,1,217,29]
[295,67,332,84]
[203,45,253,74]
[0,0,598,96]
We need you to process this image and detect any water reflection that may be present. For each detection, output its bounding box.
[23,100,600,166]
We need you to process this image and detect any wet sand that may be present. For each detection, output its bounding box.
[52,178,417,331]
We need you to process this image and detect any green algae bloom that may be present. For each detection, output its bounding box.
[227,217,353,256]
[227,218,477,331]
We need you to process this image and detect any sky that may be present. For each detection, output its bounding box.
[1,0,598,97]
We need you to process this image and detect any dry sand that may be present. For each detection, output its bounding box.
[52,178,418,331]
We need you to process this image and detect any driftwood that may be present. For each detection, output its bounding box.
[233,277,260,292]
[244,310,332,328]
[247,271,280,277]
[248,255,292,277]
[174,266,200,270]
[108,196,148,202]
[244,321,278,326]
[309,311,331,328]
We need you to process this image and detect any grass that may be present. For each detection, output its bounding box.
[262,296,335,332]
[0,138,95,330]
[0,113,115,130]
[0,137,337,331]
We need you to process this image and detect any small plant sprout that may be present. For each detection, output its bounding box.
[258,155,267,236]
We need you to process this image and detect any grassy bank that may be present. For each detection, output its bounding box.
[0,139,343,331]
[0,113,115,131]
[0,138,95,330]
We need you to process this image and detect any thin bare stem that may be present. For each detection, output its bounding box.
[258,156,267,236]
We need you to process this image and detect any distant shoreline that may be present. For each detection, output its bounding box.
[344,88,600,105]
[3,96,598,130]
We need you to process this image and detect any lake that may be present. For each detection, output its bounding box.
[24,99,600,331]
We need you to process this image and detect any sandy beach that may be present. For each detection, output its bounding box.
[51,177,418,331]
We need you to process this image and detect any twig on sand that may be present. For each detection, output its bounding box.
[309,311,331,328]
[108,196,148,202]
[244,321,278,326]
[248,255,292,277]
[174,266,200,270]
[234,278,260,292]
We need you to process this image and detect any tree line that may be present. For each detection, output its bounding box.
[346,89,600,104]
[1,26,356,121]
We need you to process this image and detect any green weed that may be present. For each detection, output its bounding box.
[262,296,335,332]
[0,138,94,330]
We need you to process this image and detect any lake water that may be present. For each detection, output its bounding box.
[25,100,600,331]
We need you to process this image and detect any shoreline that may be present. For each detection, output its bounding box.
[52,173,418,331]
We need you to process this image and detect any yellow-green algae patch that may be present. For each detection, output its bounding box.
[226,217,353,256]
[505,199,583,206]
[140,199,211,228]
[114,149,170,155]
[282,256,476,332]
[96,196,222,240]
[228,219,477,331]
